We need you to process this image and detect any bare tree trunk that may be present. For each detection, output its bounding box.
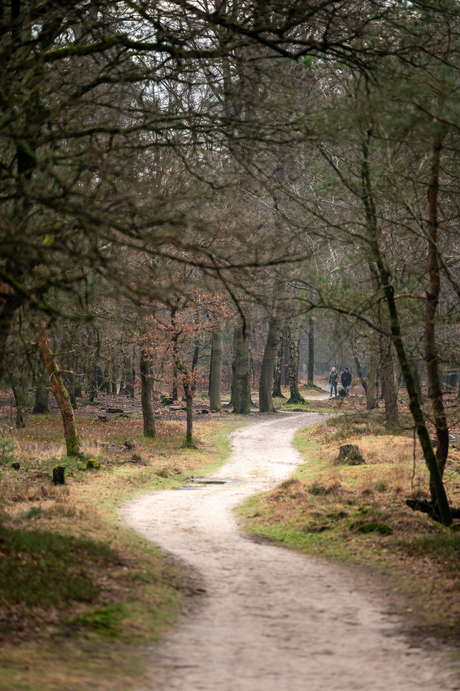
[366,346,379,410]
[184,383,193,447]
[307,317,314,386]
[259,317,280,412]
[229,327,238,406]
[426,139,449,510]
[272,330,284,398]
[37,331,81,457]
[140,350,155,438]
[287,320,304,404]
[382,343,399,426]
[191,342,200,393]
[232,325,252,414]
[176,360,194,447]
[131,346,136,399]
[208,342,213,396]
[282,328,289,387]
[11,384,25,429]
[210,324,223,411]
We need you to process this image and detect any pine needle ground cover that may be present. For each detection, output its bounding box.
[238,411,460,642]
[0,411,243,691]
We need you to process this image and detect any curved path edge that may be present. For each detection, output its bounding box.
[124,412,459,691]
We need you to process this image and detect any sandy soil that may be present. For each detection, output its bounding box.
[124,412,460,691]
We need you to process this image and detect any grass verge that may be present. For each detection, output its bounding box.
[238,410,460,642]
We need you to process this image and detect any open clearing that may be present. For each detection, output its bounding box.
[124,412,460,691]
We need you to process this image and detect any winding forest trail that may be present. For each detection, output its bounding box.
[124,413,458,691]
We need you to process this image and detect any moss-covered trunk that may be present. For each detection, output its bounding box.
[37,331,82,458]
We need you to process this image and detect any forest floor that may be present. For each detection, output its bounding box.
[2,385,460,688]
[0,392,247,690]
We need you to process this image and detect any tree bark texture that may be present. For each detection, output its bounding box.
[259,317,280,412]
[191,342,199,393]
[131,347,136,399]
[287,321,304,404]
[366,348,379,411]
[176,359,194,447]
[425,140,449,506]
[381,343,399,426]
[185,384,194,447]
[282,328,289,387]
[272,329,284,397]
[37,331,82,457]
[232,325,252,414]
[229,327,238,406]
[307,317,314,386]
[11,384,25,429]
[210,324,223,411]
[140,350,155,439]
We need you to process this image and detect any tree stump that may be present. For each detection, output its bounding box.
[53,465,66,484]
[336,444,365,466]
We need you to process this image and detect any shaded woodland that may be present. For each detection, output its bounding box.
[2,0,460,525]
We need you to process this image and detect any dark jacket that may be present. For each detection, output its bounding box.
[341,371,352,387]
[329,370,339,385]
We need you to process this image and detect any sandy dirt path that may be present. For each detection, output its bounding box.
[124,413,459,691]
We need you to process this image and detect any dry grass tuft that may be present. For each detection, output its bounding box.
[156,462,185,478]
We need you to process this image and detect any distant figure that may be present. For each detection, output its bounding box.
[341,367,352,395]
[329,367,339,397]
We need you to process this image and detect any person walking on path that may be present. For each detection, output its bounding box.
[341,367,352,395]
[329,367,339,397]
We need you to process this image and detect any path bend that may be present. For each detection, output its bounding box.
[124,412,458,691]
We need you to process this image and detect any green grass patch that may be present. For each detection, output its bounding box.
[0,528,116,611]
